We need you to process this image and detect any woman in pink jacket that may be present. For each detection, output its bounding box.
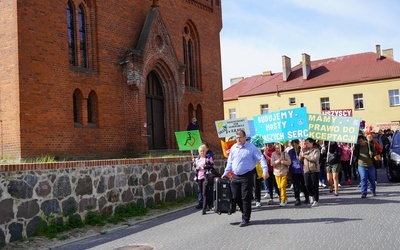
[340,143,352,185]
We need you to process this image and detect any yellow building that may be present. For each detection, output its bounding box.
[223,45,400,132]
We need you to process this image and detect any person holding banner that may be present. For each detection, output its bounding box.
[187,118,200,155]
[299,138,321,207]
[339,142,353,185]
[187,117,200,131]
[222,129,269,227]
[288,140,310,206]
[193,144,215,214]
[352,135,377,198]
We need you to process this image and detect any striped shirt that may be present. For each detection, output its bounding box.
[224,142,268,176]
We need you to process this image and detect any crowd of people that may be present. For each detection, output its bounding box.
[191,125,396,227]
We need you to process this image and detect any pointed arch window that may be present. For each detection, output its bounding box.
[67,1,93,69]
[73,89,83,124]
[78,5,88,68]
[67,1,76,66]
[183,23,201,90]
[87,91,98,126]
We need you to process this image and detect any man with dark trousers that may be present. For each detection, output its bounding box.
[222,130,269,227]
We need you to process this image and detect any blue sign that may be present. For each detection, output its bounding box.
[247,120,255,137]
[253,108,309,143]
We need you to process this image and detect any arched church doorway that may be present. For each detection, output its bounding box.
[146,71,166,149]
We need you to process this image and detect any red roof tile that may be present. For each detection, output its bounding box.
[223,52,400,101]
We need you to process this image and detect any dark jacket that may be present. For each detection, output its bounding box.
[327,142,342,165]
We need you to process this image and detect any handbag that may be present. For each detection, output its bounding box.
[327,153,339,164]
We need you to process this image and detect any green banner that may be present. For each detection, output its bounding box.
[308,114,360,143]
[174,130,203,151]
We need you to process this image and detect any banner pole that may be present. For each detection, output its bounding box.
[326,141,331,163]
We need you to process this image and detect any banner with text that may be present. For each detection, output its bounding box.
[215,118,250,138]
[174,130,203,151]
[253,108,309,143]
[308,114,360,143]
[376,122,400,130]
[321,109,353,117]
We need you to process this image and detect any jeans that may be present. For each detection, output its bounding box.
[292,173,309,201]
[231,171,253,222]
[358,165,376,194]
[266,170,279,199]
[319,160,327,184]
[304,172,320,202]
[197,179,204,206]
[341,160,351,181]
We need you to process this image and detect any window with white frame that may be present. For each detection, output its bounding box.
[260,104,269,114]
[354,94,364,110]
[389,89,400,106]
[320,97,330,110]
[289,97,296,105]
[229,108,236,119]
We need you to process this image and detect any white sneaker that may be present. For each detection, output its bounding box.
[255,202,261,207]
[319,181,322,187]
[321,183,327,188]
[290,184,294,189]
[338,183,341,187]
[267,199,274,205]
[263,193,269,199]
[311,201,319,207]
[300,192,304,197]
[310,197,314,204]
[273,193,279,198]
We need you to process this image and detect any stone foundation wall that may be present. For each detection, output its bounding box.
[0,158,226,245]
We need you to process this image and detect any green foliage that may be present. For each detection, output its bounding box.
[30,195,197,241]
[37,214,65,239]
[152,195,197,210]
[107,202,148,224]
[36,211,83,239]
[25,155,57,163]
[84,210,106,227]
[65,214,84,229]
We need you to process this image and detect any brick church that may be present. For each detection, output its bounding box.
[0,0,224,160]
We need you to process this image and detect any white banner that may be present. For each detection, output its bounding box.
[215,118,250,138]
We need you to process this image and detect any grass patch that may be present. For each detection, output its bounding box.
[30,196,197,240]
[151,195,197,210]
[24,155,57,163]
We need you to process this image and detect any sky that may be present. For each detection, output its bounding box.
[220,0,400,90]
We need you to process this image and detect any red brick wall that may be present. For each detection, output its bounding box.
[0,0,21,159]
[5,0,223,159]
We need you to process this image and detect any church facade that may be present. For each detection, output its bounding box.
[0,0,224,160]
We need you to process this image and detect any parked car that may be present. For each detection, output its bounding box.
[386,131,400,182]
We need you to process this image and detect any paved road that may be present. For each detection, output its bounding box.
[54,168,400,250]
